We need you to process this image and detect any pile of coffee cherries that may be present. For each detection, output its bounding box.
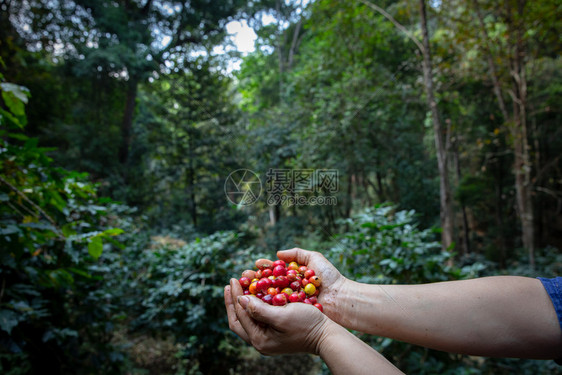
[238,258,323,312]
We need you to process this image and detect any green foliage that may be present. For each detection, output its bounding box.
[329,204,485,285]
[1,0,561,373]
[128,60,245,231]
[116,231,254,373]
[0,81,129,373]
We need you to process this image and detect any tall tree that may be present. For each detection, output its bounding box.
[358,0,455,251]
[11,0,252,167]
[132,60,242,230]
[418,0,455,251]
[466,0,556,266]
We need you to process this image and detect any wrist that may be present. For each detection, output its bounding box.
[315,318,342,357]
[325,278,362,330]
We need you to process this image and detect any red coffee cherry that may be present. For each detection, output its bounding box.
[272,265,287,277]
[272,293,288,306]
[289,292,300,303]
[239,277,251,289]
[236,258,324,313]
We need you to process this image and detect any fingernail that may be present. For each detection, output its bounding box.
[238,296,249,308]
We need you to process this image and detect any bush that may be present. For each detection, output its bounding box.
[329,203,485,285]
[0,80,130,373]
[105,229,257,374]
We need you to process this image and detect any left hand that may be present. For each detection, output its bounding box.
[224,278,331,355]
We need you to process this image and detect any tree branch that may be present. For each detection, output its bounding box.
[472,0,509,120]
[534,155,561,184]
[287,19,302,69]
[0,175,63,236]
[356,0,425,55]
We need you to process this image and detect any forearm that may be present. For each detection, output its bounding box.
[335,276,561,358]
[318,320,403,375]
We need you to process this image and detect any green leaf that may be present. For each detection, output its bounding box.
[48,191,67,212]
[102,228,124,236]
[67,267,92,279]
[104,236,126,249]
[0,83,30,104]
[88,236,103,259]
[0,309,20,334]
[0,107,23,129]
[2,91,25,118]
[61,224,76,237]
[7,132,29,141]
[1,224,20,235]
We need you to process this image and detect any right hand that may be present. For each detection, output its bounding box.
[225,278,332,355]
[276,248,349,324]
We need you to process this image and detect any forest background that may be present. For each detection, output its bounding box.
[0,0,561,373]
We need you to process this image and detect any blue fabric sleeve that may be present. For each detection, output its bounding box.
[537,276,562,365]
[538,277,562,332]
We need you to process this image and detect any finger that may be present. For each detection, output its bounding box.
[225,286,251,343]
[224,285,250,343]
[230,279,264,328]
[230,278,249,325]
[234,295,266,339]
[277,247,314,265]
[239,295,285,328]
[230,277,245,301]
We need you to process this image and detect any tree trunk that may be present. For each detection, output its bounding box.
[187,134,197,227]
[375,170,385,202]
[276,0,284,102]
[345,173,353,218]
[419,0,455,251]
[511,67,535,266]
[474,0,534,266]
[118,79,138,165]
[512,0,534,267]
[454,141,470,255]
[287,18,302,69]
[495,170,507,267]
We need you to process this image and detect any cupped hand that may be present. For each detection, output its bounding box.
[276,248,349,323]
[224,278,331,355]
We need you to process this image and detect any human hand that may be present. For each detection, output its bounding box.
[276,248,349,324]
[224,277,331,355]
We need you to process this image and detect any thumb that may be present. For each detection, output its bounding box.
[277,247,312,266]
[239,296,280,326]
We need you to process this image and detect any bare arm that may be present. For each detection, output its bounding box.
[225,279,403,374]
[337,276,561,358]
[317,318,403,375]
[277,249,562,359]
